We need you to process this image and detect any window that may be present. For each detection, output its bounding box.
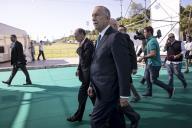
[0,46,4,53]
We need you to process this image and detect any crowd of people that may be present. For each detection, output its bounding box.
[1,5,192,128]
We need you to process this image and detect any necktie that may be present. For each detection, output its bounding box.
[96,35,101,48]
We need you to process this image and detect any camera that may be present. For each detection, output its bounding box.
[134,29,162,40]
[134,29,145,40]
[155,29,162,38]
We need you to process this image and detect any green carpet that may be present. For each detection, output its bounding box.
[0,67,192,128]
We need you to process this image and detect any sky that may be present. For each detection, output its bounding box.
[0,0,190,41]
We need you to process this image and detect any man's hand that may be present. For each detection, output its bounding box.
[87,86,94,97]
[120,98,129,107]
[137,56,144,62]
[174,54,181,59]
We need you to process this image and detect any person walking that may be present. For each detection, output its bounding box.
[29,41,35,61]
[138,26,174,98]
[67,28,95,122]
[2,35,32,86]
[37,40,46,60]
[88,6,138,128]
[184,35,192,73]
[164,33,187,88]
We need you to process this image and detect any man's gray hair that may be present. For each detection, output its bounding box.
[96,6,111,18]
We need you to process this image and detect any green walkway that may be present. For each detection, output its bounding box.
[0,67,192,128]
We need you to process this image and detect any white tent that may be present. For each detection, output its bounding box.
[0,23,31,62]
[150,0,180,55]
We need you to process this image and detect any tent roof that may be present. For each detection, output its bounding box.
[0,22,27,35]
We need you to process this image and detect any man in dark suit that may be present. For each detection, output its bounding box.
[118,24,141,103]
[110,18,140,127]
[67,28,95,122]
[88,6,137,128]
[2,35,32,86]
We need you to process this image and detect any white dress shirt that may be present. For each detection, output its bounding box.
[185,41,192,55]
[99,25,110,40]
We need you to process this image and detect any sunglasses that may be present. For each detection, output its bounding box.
[169,36,175,39]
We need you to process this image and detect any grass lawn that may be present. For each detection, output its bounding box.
[34,42,78,59]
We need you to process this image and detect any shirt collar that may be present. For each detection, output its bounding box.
[80,38,86,46]
[147,35,154,42]
[99,25,110,38]
[10,42,16,48]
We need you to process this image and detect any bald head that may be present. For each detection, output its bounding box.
[92,6,111,32]
[95,6,110,18]
[110,18,118,30]
[74,28,86,43]
[118,25,127,34]
[168,33,175,43]
[168,33,175,38]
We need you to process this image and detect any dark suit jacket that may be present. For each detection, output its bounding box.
[77,38,94,83]
[123,33,137,70]
[11,41,26,65]
[90,27,131,102]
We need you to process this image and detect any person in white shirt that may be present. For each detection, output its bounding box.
[37,40,46,60]
[184,35,192,73]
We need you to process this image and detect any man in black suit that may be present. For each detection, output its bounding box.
[110,19,140,127]
[2,35,32,86]
[88,6,137,128]
[67,28,95,122]
[118,24,141,102]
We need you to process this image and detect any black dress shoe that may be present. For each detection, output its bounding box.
[130,114,140,128]
[140,78,145,85]
[168,87,175,98]
[142,93,152,97]
[23,82,32,85]
[183,83,187,89]
[2,81,11,86]
[130,121,139,128]
[184,70,189,73]
[67,116,82,122]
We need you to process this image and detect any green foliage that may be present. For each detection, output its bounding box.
[180,5,192,34]
[130,2,143,16]
[56,3,191,43]
[118,8,150,32]
[119,4,191,34]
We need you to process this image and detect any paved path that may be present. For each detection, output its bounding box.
[0,57,79,71]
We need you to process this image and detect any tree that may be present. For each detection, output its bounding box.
[130,1,144,16]
[180,5,192,34]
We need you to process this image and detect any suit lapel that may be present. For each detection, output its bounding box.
[95,27,114,51]
[81,38,87,48]
[92,27,115,58]
[96,34,108,50]
[12,42,17,52]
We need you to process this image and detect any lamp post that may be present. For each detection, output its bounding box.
[114,0,123,19]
